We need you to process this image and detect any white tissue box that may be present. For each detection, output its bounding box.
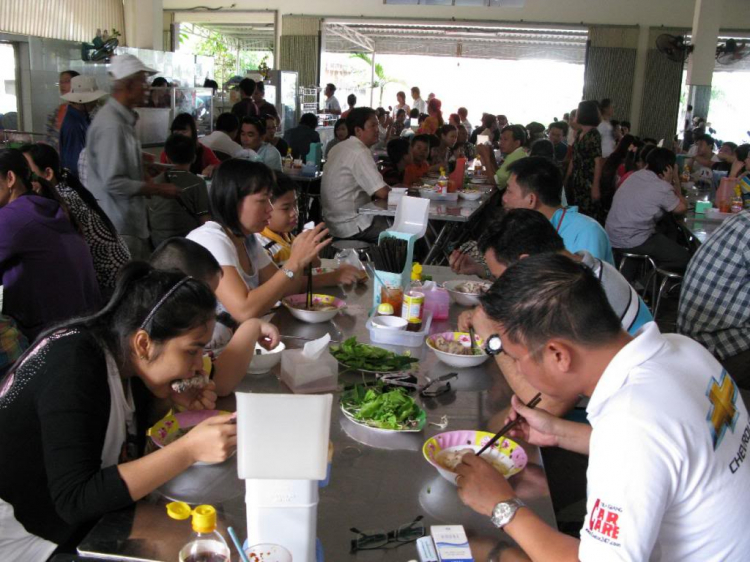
[430,526,474,562]
[280,349,339,393]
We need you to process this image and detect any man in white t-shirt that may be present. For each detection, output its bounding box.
[597,98,615,158]
[201,112,257,160]
[321,107,390,243]
[454,252,750,561]
[323,83,341,116]
[410,86,427,115]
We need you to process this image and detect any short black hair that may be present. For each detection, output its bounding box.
[326,83,336,93]
[411,86,420,95]
[610,119,620,129]
[386,137,410,167]
[255,81,265,94]
[479,253,623,355]
[642,137,658,146]
[150,237,222,283]
[152,76,169,88]
[695,134,715,147]
[576,100,601,127]
[347,93,357,106]
[549,121,569,136]
[736,144,750,161]
[346,107,377,137]
[506,156,563,207]
[440,124,457,137]
[478,209,565,267]
[164,133,196,165]
[396,108,406,118]
[411,134,431,147]
[239,77,256,96]
[60,70,79,79]
[502,125,527,145]
[241,116,266,136]
[526,122,545,135]
[170,112,198,142]
[599,98,612,111]
[620,120,631,130]
[529,139,554,159]
[300,113,318,129]
[645,147,676,176]
[270,172,297,203]
[216,112,240,134]
[638,143,656,164]
[721,141,738,152]
[409,108,420,118]
[209,159,275,236]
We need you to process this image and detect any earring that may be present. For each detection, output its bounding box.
[139,354,147,360]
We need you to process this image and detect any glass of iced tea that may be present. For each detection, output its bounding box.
[380,284,404,315]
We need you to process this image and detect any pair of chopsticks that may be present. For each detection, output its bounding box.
[305,263,314,310]
[476,393,542,457]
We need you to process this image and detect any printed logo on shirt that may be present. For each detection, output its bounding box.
[706,370,739,450]
[583,498,622,547]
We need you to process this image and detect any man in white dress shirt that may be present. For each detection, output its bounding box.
[411,86,427,115]
[323,83,341,116]
[597,98,615,158]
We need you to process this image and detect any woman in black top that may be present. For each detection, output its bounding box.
[0,263,236,560]
[21,143,130,298]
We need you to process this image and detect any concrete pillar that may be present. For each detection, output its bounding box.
[124,0,164,50]
[629,25,650,136]
[686,0,724,122]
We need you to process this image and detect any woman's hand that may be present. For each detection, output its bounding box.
[256,320,280,350]
[287,223,332,271]
[505,394,560,448]
[334,264,363,286]
[170,379,218,411]
[181,413,237,464]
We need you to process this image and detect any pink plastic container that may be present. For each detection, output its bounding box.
[424,285,450,321]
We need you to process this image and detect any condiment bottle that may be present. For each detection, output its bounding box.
[283,147,293,170]
[167,502,230,562]
[437,168,448,195]
[411,262,423,283]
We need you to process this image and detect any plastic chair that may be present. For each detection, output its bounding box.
[652,267,684,322]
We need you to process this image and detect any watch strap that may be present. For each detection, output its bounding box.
[490,498,526,528]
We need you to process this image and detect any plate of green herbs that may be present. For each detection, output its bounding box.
[330,337,419,374]
[340,383,426,432]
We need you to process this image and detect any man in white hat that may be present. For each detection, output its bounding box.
[59,75,107,175]
[86,53,179,260]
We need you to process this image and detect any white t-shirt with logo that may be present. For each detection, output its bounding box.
[581,323,750,561]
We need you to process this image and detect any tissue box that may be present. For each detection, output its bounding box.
[430,526,474,562]
[280,349,339,393]
[695,201,712,215]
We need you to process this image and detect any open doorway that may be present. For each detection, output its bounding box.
[0,43,18,129]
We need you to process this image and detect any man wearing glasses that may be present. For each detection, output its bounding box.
[456,253,750,561]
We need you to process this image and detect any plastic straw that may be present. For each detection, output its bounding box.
[227,526,251,562]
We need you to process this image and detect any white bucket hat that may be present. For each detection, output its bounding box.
[109,53,157,80]
[61,75,107,103]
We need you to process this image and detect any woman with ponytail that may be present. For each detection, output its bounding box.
[20,143,130,297]
[0,148,101,340]
[0,263,235,560]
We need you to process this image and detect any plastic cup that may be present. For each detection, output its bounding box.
[244,544,292,562]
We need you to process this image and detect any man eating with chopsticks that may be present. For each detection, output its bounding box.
[456,252,750,561]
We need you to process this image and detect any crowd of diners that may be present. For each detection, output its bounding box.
[1,52,749,561]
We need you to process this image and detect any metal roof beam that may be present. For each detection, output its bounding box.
[326,23,375,52]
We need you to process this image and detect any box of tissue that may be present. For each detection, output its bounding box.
[280,334,339,393]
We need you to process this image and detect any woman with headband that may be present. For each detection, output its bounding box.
[0,262,236,560]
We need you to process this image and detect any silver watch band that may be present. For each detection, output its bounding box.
[490,498,526,529]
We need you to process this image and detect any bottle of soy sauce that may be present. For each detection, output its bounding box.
[167,502,230,562]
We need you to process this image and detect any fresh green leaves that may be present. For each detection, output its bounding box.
[330,337,419,373]
[341,383,425,431]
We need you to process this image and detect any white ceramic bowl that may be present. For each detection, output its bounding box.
[282,294,346,324]
[371,315,408,331]
[458,190,482,201]
[247,341,285,374]
[443,280,491,307]
[427,331,490,368]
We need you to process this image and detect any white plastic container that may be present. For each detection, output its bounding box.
[366,311,433,347]
[280,348,339,393]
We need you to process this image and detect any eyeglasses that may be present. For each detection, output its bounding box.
[350,515,425,552]
[377,372,458,397]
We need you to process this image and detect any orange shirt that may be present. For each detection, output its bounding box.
[403,161,430,187]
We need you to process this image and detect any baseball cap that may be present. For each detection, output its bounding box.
[109,53,157,80]
[61,75,107,103]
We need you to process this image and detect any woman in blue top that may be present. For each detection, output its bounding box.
[240,116,282,171]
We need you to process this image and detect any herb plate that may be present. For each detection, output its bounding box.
[340,384,426,433]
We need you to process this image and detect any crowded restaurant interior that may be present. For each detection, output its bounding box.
[1,0,750,560]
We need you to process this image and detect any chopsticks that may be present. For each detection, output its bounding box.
[305,263,313,310]
[469,326,477,353]
[476,393,542,457]
[368,237,408,273]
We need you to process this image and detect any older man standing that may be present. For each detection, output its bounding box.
[86,54,179,260]
[321,107,390,243]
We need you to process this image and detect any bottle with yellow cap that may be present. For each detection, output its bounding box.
[167,502,230,562]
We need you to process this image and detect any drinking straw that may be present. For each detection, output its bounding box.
[227,526,251,562]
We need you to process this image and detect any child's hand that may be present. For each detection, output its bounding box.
[257,321,280,350]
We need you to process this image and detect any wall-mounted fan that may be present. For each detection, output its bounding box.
[656,34,693,63]
[716,39,750,65]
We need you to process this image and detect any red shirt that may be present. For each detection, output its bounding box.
[160,142,221,174]
[403,162,430,187]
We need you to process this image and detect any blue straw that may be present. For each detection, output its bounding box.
[227,526,251,562]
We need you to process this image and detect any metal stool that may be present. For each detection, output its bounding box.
[613,250,658,305]
[652,268,684,322]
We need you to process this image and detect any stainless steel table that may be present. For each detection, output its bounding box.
[683,213,724,244]
[358,189,497,266]
[78,266,555,562]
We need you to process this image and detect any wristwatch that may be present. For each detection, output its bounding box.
[490,498,526,528]
[281,267,295,280]
[484,334,503,356]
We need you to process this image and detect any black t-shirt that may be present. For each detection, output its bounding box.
[0,330,135,545]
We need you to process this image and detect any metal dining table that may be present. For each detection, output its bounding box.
[358,188,497,266]
[683,213,724,244]
[76,266,555,562]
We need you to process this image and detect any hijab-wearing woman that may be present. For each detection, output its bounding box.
[0,263,234,560]
[20,143,130,298]
[159,113,221,177]
[0,148,101,340]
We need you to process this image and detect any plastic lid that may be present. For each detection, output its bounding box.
[377,303,394,315]
[166,502,218,533]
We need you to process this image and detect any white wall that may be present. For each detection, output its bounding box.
[163,0,750,30]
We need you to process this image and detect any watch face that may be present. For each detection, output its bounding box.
[485,334,503,356]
